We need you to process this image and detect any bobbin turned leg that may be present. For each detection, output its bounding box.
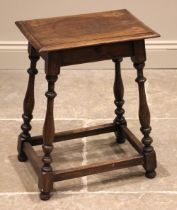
[112,57,127,144]
[132,40,157,178]
[17,43,39,162]
[39,54,60,201]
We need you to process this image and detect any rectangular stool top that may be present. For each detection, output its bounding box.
[16,9,160,53]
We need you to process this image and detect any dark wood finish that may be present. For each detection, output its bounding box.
[17,43,39,162]
[15,9,159,53]
[53,155,143,182]
[30,123,115,146]
[40,55,60,200]
[113,57,127,144]
[15,9,160,201]
[59,42,133,66]
[23,142,42,176]
[121,126,143,153]
[131,40,157,178]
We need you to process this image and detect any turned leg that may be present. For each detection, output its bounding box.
[17,43,39,162]
[112,57,127,144]
[133,61,157,178]
[39,56,60,200]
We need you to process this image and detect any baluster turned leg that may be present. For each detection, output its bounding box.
[113,57,127,144]
[39,56,60,200]
[133,61,157,178]
[17,43,39,162]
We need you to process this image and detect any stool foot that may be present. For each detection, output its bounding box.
[115,131,125,144]
[40,192,51,201]
[116,138,125,144]
[145,170,156,179]
[17,135,28,162]
[17,153,27,162]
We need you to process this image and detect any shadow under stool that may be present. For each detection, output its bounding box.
[15,9,160,200]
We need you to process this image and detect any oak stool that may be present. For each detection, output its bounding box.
[16,9,160,200]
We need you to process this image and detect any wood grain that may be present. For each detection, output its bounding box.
[132,41,157,178]
[121,126,143,153]
[53,155,144,181]
[16,10,159,200]
[23,142,42,176]
[17,43,39,162]
[15,9,160,53]
[30,123,115,146]
[113,57,127,143]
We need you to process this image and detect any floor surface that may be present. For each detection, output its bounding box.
[0,69,177,210]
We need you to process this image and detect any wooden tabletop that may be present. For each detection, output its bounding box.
[16,9,160,53]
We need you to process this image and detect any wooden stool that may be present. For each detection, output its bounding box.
[15,9,160,200]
